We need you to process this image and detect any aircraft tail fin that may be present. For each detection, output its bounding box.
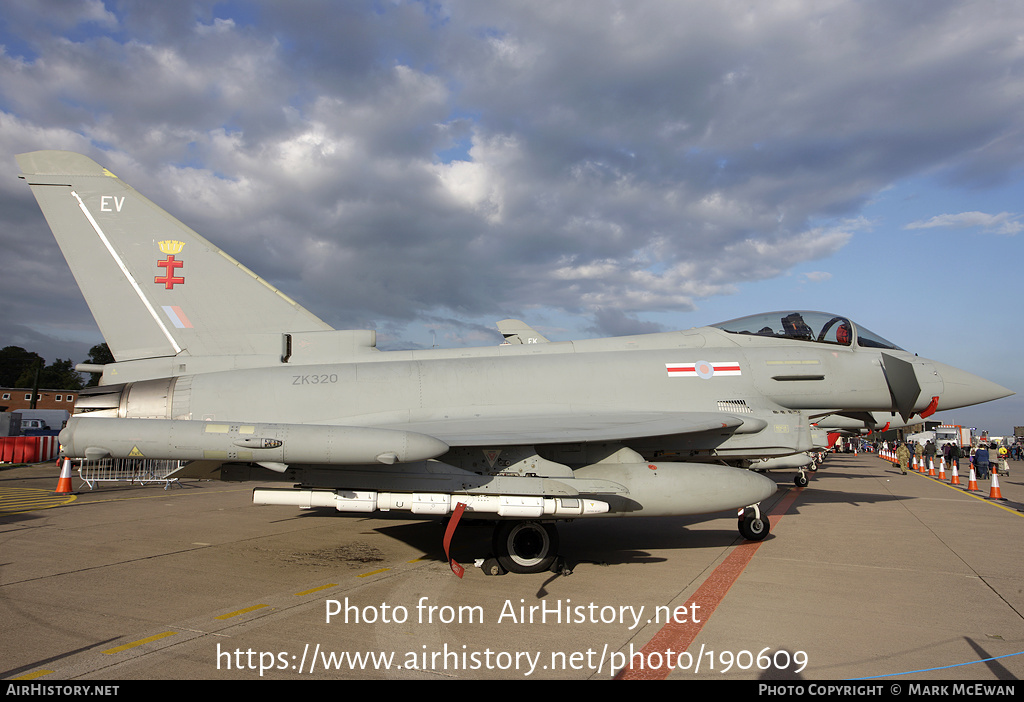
[17,151,332,362]
[497,319,550,345]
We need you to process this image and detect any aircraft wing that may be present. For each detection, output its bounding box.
[395,410,752,446]
[58,411,759,466]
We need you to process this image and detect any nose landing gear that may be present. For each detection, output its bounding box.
[737,504,770,541]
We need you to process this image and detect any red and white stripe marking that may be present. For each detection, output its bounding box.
[666,361,742,379]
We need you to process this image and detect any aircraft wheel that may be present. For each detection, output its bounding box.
[492,521,559,574]
[480,557,507,576]
[795,473,809,487]
[738,513,770,542]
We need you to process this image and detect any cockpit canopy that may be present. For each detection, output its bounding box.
[710,311,904,351]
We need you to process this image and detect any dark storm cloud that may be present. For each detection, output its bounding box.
[0,0,1022,358]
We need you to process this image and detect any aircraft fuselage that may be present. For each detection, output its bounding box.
[74,322,980,466]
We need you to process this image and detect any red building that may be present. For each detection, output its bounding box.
[0,388,78,412]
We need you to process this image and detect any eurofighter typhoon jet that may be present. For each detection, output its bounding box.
[18,151,1012,574]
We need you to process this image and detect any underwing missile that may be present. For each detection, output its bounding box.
[252,487,611,517]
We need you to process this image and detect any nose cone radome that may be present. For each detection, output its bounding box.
[932,360,1014,411]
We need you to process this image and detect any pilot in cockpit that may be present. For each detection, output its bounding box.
[836,321,852,345]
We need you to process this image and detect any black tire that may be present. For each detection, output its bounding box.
[795,474,809,487]
[480,557,506,576]
[492,521,559,574]
[738,513,770,541]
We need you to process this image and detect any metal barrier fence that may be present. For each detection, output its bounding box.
[75,458,187,490]
[0,436,60,463]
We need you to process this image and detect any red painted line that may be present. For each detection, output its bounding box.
[615,487,803,680]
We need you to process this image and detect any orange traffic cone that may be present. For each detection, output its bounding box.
[966,465,978,492]
[950,461,961,486]
[928,458,936,477]
[987,471,1004,500]
[938,457,946,481]
[54,458,73,496]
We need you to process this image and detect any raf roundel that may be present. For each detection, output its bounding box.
[665,361,742,379]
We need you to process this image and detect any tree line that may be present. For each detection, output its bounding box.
[0,344,113,390]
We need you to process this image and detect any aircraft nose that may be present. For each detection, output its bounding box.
[932,360,1014,410]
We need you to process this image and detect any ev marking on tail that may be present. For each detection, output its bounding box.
[100,195,125,212]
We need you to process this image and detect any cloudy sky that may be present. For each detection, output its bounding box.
[0,0,1021,434]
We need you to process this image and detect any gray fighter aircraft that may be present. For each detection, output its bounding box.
[812,410,913,437]
[18,151,1013,574]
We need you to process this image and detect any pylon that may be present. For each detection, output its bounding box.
[54,458,73,496]
[950,461,961,485]
[928,457,936,477]
[967,465,978,492]
[938,457,946,481]
[987,471,1004,500]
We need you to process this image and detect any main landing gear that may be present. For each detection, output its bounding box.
[479,505,772,575]
[479,520,571,575]
[490,520,561,574]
